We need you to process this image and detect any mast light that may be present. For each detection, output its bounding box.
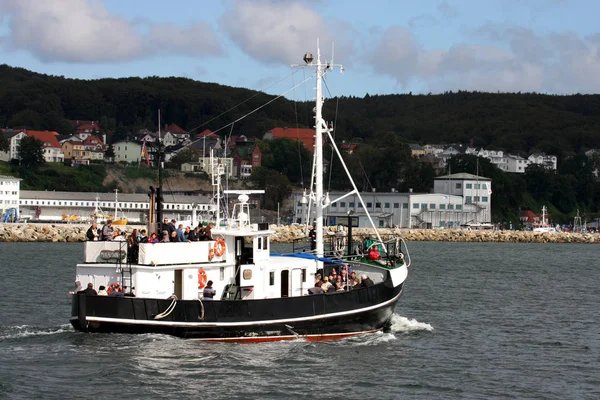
[303,53,313,64]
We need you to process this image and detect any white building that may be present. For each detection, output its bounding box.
[113,141,142,164]
[0,130,27,162]
[293,172,492,229]
[504,154,530,173]
[18,190,215,223]
[433,173,492,224]
[0,175,21,220]
[528,153,557,170]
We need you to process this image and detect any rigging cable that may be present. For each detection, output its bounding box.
[189,73,315,143]
[185,71,301,137]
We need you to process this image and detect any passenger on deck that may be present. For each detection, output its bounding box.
[138,229,148,243]
[161,218,170,233]
[361,274,374,287]
[97,285,108,296]
[101,220,114,241]
[176,224,187,242]
[170,230,179,242]
[160,230,170,243]
[189,227,200,241]
[321,276,332,292]
[114,230,126,241]
[127,229,139,263]
[184,226,192,241]
[341,263,352,275]
[203,280,216,300]
[149,232,159,243]
[203,223,214,241]
[86,222,100,241]
[83,283,97,296]
[369,247,381,260]
[335,275,345,291]
[308,281,324,295]
[340,269,348,284]
[314,273,322,285]
[168,219,177,237]
[109,286,124,297]
[309,223,316,250]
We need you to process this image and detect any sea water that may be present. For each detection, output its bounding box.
[0,241,598,399]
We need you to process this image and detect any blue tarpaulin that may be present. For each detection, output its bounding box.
[270,253,344,264]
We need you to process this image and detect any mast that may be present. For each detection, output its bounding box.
[314,47,325,257]
[156,110,164,226]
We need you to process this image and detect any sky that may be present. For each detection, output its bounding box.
[1,0,600,97]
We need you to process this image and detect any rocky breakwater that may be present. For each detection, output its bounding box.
[0,223,145,243]
[1,223,597,244]
[268,225,599,244]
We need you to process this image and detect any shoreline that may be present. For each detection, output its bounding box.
[0,223,597,244]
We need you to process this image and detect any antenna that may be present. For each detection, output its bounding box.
[331,42,335,66]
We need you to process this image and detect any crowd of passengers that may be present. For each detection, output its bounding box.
[308,263,374,294]
[86,218,216,263]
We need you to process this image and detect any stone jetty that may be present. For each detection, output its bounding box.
[0,223,597,244]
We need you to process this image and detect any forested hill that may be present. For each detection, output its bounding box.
[2,63,600,159]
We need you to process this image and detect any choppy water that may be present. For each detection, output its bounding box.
[0,241,599,399]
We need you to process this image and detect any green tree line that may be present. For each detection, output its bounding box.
[2,64,600,223]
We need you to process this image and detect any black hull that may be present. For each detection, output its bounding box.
[71,282,404,342]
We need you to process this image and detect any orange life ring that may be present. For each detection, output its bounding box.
[198,269,207,289]
[213,238,226,257]
[107,283,120,295]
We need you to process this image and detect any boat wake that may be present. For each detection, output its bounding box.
[0,324,73,341]
[388,314,434,334]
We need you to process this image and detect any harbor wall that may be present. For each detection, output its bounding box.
[0,223,598,244]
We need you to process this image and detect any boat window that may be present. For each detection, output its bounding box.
[220,267,224,281]
[269,271,275,285]
[243,269,252,280]
[302,269,306,283]
[262,236,268,250]
[257,237,262,249]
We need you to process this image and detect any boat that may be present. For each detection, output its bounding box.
[532,206,559,233]
[69,45,411,342]
[90,191,128,225]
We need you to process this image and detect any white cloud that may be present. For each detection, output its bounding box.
[220,0,354,65]
[369,24,600,93]
[0,0,222,63]
[149,23,222,57]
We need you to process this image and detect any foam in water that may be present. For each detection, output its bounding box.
[388,314,434,334]
[0,324,73,340]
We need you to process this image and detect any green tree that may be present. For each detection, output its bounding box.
[258,138,312,184]
[0,134,8,152]
[18,136,45,168]
[105,144,115,159]
[251,167,292,210]
[166,147,199,169]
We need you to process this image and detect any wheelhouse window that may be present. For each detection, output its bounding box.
[269,271,275,286]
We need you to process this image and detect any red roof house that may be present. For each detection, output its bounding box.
[24,130,61,148]
[263,127,318,151]
[164,123,187,135]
